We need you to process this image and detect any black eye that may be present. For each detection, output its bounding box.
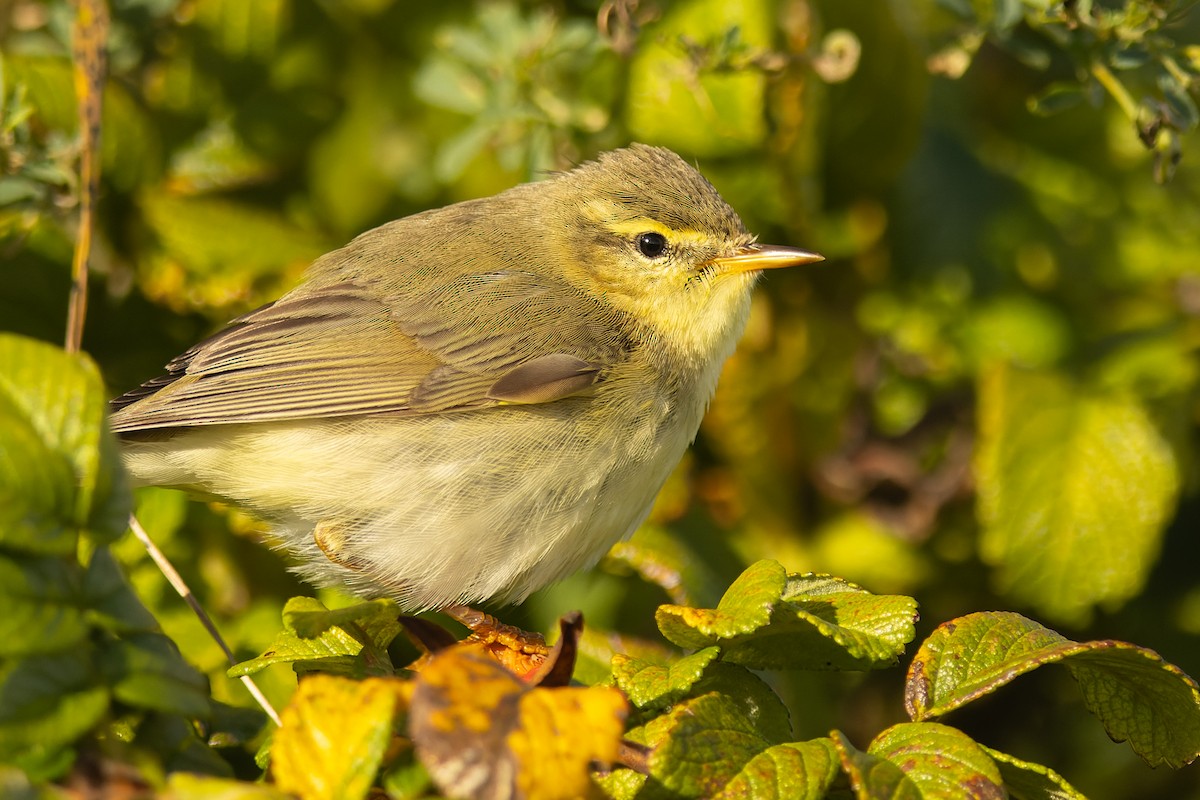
[636,231,668,259]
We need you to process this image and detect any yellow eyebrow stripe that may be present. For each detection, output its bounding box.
[581,200,709,246]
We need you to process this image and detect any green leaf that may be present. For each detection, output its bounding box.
[100,632,212,719]
[626,0,771,156]
[414,56,488,115]
[0,650,109,779]
[5,55,162,188]
[715,738,840,800]
[0,553,87,658]
[192,0,288,61]
[982,745,1086,800]
[285,597,400,647]
[690,662,793,744]
[657,559,783,645]
[830,729,921,800]
[607,523,724,608]
[1027,82,1087,116]
[81,547,160,635]
[0,334,130,554]
[657,561,918,670]
[138,190,329,298]
[868,722,1005,798]
[975,364,1178,625]
[230,597,396,678]
[138,713,233,778]
[611,646,720,710]
[649,692,773,797]
[905,611,1200,767]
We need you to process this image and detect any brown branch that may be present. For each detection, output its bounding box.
[65,0,108,353]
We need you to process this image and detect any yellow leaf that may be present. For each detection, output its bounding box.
[411,644,628,800]
[509,687,627,800]
[272,674,411,800]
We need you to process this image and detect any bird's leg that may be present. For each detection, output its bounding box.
[438,603,551,679]
[440,604,549,653]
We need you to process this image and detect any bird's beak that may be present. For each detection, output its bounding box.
[706,243,825,276]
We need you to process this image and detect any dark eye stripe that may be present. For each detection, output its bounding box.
[636,231,668,258]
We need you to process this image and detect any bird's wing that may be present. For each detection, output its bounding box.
[109,273,626,432]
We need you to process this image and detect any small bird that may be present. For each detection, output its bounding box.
[110,145,822,612]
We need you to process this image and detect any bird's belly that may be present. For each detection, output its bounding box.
[122,395,695,609]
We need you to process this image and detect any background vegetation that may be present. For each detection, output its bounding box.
[1,0,1199,798]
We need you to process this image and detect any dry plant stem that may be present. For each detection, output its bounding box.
[65,0,108,354]
[128,514,283,727]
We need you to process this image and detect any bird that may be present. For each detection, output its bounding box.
[109,144,823,613]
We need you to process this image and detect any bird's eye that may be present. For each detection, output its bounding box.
[636,231,669,259]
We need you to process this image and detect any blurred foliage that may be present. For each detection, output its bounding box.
[2,0,1200,797]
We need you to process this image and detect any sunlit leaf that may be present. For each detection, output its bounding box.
[626,0,771,156]
[272,674,410,800]
[649,691,773,797]
[905,611,1200,767]
[611,646,720,710]
[716,738,839,800]
[831,729,921,800]
[230,596,396,678]
[868,722,1004,798]
[657,561,918,670]
[975,363,1178,625]
[410,644,626,800]
[982,745,1086,800]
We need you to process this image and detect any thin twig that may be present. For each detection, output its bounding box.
[65,0,109,353]
[128,514,283,727]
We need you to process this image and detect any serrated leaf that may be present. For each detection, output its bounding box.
[715,738,839,800]
[657,559,784,646]
[981,745,1086,800]
[409,644,626,800]
[0,334,130,554]
[657,562,917,670]
[905,611,1200,767]
[975,364,1178,625]
[831,729,922,800]
[100,632,211,719]
[272,674,410,800]
[230,596,395,678]
[868,722,1005,798]
[611,646,720,710]
[649,691,772,798]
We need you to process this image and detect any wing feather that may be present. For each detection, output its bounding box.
[110,271,628,432]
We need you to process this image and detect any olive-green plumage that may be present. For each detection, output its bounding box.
[111,144,821,610]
